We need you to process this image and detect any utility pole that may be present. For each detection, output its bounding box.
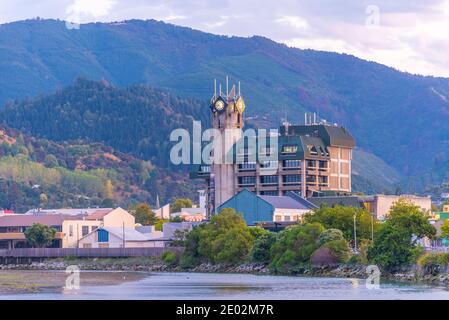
[122,222,125,249]
[354,214,357,252]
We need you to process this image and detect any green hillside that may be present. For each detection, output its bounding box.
[0,19,447,190]
[0,79,400,196]
[0,125,199,211]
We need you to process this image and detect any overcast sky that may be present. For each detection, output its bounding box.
[1,0,449,77]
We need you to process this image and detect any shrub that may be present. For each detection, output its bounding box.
[251,232,277,263]
[270,223,324,271]
[181,208,255,265]
[417,252,449,268]
[179,254,200,269]
[321,239,351,263]
[162,251,178,266]
[318,229,344,246]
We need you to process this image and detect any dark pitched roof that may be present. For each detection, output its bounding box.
[259,194,316,210]
[307,196,362,208]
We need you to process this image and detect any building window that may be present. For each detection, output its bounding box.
[260,175,278,185]
[319,161,328,169]
[307,175,317,183]
[261,191,279,196]
[69,225,74,237]
[282,145,298,154]
[261,160,278,169]
[319,176,328,184]
[82,226,89,237]
[238,162,256,171]
[238,176,256,186]
[275,215,282,222]
[284,215,291,222]
[308,145,318,156]
[283,175,301,184]
[283,160,301,169]
[91,226,98,232]
[307,160,316,168]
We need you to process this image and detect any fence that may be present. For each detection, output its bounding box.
[0,247,183,258]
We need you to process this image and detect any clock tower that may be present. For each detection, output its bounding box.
[209,78,246,212]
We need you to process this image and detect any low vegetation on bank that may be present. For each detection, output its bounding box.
[167,199,437,274]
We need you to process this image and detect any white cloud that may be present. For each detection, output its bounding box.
[66,0,117,18]
[276,16,309,30]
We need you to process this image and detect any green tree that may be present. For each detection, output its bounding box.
[367,223,415,271]
[44,154,58,168]
[270,223,325,271]
[24,223,56,248]
[368,199,436,271]
[387,198,436,239]
[441,220,449,238]
[251,232,277,263]
[171,198,193,213]
[318,228,344,246]
[133,203,157,225]
[182,208,255,265]
[39,193,48,208]
[304,205,378,244]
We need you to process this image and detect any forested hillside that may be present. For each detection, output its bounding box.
[0,126,199,212]
[1,78,210,168]
[0,79,400,197]
[0,18,448,186]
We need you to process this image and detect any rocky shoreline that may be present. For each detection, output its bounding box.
[1,260,448,286]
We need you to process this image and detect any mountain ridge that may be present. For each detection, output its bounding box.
[0,18,448,191]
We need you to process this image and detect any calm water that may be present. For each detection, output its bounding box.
[1,271,449,300]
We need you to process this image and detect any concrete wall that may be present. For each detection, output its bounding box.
[62,220,101,248]
[374,195,432,220]
[78,231,165,248]
[103,208,135,227]
[273,208,311,222]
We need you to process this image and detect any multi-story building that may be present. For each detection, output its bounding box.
[191,81,356,216]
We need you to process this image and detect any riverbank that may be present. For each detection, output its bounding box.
[1,258,448,286]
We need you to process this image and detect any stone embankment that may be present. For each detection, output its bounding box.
[1,260,449,285]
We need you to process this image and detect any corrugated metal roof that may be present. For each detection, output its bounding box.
[259,195,314,209]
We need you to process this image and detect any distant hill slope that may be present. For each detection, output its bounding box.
[0,79,400,194]
[0,124,199,212]
[0,19,447,186]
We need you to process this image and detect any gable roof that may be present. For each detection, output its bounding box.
[85,208,115,220]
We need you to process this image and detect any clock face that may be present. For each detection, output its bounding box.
[236,97,246,113]
[215,100,225,112]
